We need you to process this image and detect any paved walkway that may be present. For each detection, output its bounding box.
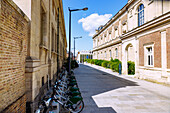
[74,64,170,113]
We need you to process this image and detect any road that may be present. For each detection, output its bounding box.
[74,64,170,113]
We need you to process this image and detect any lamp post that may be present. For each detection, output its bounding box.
[74,36,82,60]
[68,7,88,75]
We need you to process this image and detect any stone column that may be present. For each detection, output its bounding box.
[135,36,139,77]
[122,43,128,75]
[161,30,168,80]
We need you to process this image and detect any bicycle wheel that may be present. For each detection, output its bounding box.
[70,100,84,113]
[35,106,47,113]
[35,101,47,113]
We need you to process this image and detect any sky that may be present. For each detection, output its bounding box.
[62,0,128,55]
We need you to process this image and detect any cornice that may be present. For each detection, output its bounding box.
[93,39,122,52]
[92,11,170,52]
[92,9,127,39]
[92,0,136,39]
[121,11,170,40]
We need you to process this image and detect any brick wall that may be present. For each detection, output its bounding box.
[3,94,26,113]
[0,0,29,112]
[167,27,170,69]
[139,31,161,68]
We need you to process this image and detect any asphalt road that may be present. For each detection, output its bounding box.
[74,64,170,113]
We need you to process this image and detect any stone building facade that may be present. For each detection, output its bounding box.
[1,0,67,112]
[93,0,170,83]
[77,50,93,63]
[0,0,29,112]
[23,0,67,112]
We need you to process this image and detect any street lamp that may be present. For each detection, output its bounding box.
[74,36,82,60]
[68,7,88,75]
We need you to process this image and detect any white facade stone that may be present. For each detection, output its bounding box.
[92,0,170,83]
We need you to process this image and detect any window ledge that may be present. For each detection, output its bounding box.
[144,65,154,68]
[40,45,49,50]
[57,53,63,57]
[52,50,57,54]
[138,66,162,71]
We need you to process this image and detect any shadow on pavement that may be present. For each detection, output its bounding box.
[74,64,138,113]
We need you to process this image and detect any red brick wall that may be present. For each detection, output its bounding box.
[0,0,29,112]
[139,31,161,68]
[3,94,26,113]
[167,28,170,69]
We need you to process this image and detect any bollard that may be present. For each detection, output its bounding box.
[119,63,122,75]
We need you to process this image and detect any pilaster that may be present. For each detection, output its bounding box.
[161,29,167,79]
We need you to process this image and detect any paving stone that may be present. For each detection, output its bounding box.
[74,64,170,113]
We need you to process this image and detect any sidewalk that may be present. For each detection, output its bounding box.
[83,63,170,98]
[74,64,170,113]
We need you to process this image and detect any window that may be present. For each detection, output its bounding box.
[104,34,107,42]
[147,47,153,66]
[41,5,47,46]
[105,51,107,58]
[122,25,127,33]
[115,48,118,58]
[115,29,118,38]
[52,0,54,14]
[138,4,144,26]
[54,8,55,16]
[144,44,154,66]
[114,26,118,38]
[52,27,54,51]
[109,50,112,58]
[109,33,112,40]
[95,39,97,47]
[122,20,127,33]
[101,37,103,44]
[47,75,49,89]
[55,33,57,52]
[129,9,133,18]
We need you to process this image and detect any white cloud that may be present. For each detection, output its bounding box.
[78,13,112,37]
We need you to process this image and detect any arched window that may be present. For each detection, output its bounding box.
[138,4,144,26]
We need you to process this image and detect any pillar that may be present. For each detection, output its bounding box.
[161,30,167,79]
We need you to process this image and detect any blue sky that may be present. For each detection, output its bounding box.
[63,0,128,55]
